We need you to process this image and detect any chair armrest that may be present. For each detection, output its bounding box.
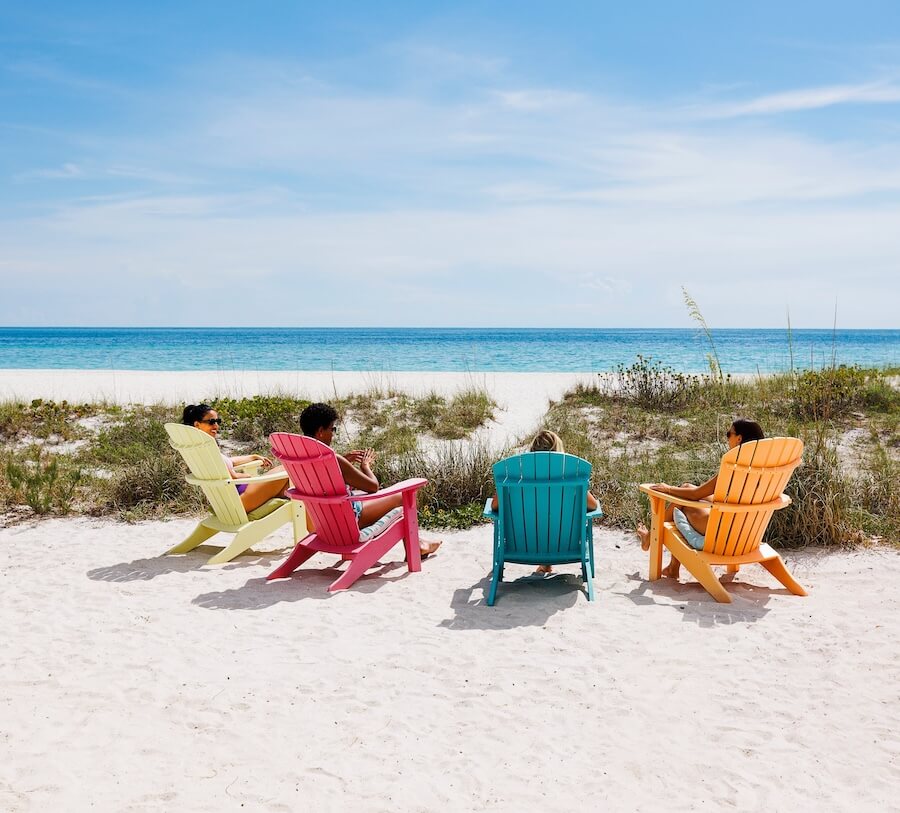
[185,469,288,487]
[639,485,710,510]
[353,478,429,501]
[287,478,429,505]
[234,460,264,474]
[483,498,497,519]
[585,507,603,519]
[639,484,791,513]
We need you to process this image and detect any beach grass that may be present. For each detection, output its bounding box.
[0,367,897,543]
[544,360,899,547]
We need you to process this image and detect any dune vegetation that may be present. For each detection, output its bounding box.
[1,361,897,547]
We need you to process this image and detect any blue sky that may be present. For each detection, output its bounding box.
[1,2,899,327]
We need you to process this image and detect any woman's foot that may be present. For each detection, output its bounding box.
[661,560,681,579]
[420,539,442,558]
[534,564,553,575]
[636,523,650,551]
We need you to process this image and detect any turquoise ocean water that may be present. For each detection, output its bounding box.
[0,327,897,373]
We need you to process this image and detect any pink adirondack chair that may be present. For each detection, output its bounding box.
[267,432,428,592]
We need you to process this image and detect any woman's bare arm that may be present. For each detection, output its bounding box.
[337,453,379,493]
[650,474,717,501]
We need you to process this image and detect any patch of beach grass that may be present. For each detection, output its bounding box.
[0,399,102,443]
[379,441,500,529]
[4,445,85,515]
[538,359,899,548]
[337,386,496,444]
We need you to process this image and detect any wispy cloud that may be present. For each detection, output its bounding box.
[3,43,900,326]
[694,79,900,118]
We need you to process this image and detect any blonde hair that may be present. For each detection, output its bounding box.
[530,430,564,453]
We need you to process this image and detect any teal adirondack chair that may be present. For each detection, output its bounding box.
[483,451,602,605]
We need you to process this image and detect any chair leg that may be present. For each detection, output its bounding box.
[487,559,503,606]
[760,555,808,596]
[206,524,265,565]
[667,538,733,604]
[582,553,595,602]
[328,539,394,592]
[587,522,597,578]
[727,564,740,574]
[402,491,422,574]
[267,538,317,581]
[648,498,665,581]
[165,520,218,555]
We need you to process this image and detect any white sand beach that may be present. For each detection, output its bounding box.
[1,368,899,811]
[1,517,898,811]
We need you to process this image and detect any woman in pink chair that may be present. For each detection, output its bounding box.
[299,403,442,557]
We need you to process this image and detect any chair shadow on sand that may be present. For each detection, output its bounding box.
[191,558,411,610]
[619,571,800,627]
[439,570,587,631]
[86,546,286,583]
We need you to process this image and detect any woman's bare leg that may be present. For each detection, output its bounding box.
[358,494,442,556]
[240,465,290,513]
[639,485,701,579]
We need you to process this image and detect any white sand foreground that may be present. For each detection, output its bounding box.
[0,369,596,446]
[1,517,898,812]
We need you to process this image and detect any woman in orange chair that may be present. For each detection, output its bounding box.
[636,418,764,579]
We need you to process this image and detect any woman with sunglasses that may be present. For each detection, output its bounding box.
[636,418,765,579]
[182,403,290,512]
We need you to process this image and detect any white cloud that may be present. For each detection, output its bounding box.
[693,80,900,118]
[3,51,900,327]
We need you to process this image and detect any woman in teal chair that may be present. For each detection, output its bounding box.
[491,429,599,575]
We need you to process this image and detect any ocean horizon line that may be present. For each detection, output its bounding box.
[2,326,897,374]
[1,325,896,332]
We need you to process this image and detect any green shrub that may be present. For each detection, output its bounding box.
[106,453,200,515]
[433,389,495,439]
[602,356,707,411]
[88,412,171,465]
[210,395,309,443]
[5,448,83,514]
[792,365,870,420]
[851,444,900,541]
[767,431,857,547]
[0,399,97,442]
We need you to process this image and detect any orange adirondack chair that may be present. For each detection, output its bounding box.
[266,432,428,592]
[639,437,807,603]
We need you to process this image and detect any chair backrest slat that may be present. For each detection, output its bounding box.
[705,438,803,556]
[165,423,249,526]
[270,433,360,548]
[493,452,591,561]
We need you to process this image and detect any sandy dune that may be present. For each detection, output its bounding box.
[0,369,597,447]
[1,517,897,811]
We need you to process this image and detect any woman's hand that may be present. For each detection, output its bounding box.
[252,454,272,469]
[650,483,672,494]
[346,448,376,468]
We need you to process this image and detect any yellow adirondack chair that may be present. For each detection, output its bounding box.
[639,437,807,603]
[164,423,306,565]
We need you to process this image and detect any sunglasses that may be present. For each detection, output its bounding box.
[725,428,735,438]
[327,424,339,434]
[201,418,223,425]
